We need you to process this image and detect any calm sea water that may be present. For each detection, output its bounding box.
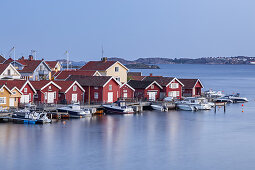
[1,64,255,170]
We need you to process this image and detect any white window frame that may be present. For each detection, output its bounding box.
[94,92,99,99]
[29,93,31,100]
[109,85,112,91]
[24,88,27,93]
[73,85,77,91]
[171,83,179,89]
[0,97,6,104]
[115,67,119,72]
[45,92,47,100]
[151,85,154,89]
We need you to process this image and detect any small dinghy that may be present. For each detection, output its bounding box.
[57,104,92,118]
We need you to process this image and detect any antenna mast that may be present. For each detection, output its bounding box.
[66,51,69,70]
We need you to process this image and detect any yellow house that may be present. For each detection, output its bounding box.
[0,85,12,110]
[79,58,129,84]
[9,87,22,108]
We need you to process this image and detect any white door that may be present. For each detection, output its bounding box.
[21,95,29,103]
[9,98,15,107]
[47,92,54,103]
[108,92,113,103]
[148,92,156,101]
[72,94,78,102]
[123,92,128,98]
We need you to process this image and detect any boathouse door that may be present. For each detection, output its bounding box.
[72,94,78,102]
[9,98,15,107]
[148,92,156,101]
[47,92,54,103]
[108,92,113,103]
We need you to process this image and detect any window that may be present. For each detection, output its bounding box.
[24,88,27,93]
[115,67,119,72]
[45,92,47,100]
[29,93,31,100]
[7,69,11,76]
[109,85,112,91]
[54,92,56,99]
[94,86,98,90]
[94,92,98,99]
[124,93,128,98]
[0,97,6,104]
[171,83,179,89]
[116,77,120,82]
[40,65,43,71]
[123,90,127,92]
[176,91,180,96]
[13,91,16,95]
[73,85,77,91]
[34,94,38,98]
[49,86,52,90]
[151,85,154,89]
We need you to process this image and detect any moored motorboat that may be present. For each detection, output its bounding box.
[102,101,134,114]
[151,104,168,112]
[176,103,197,111]
[57,104,91,118]
[179,97,212,110]
[12,111,51,124]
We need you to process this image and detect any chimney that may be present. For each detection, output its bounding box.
[21,56,25,60]
[149,73,153,77]
[101,57,107,62]
[28,55,34,61]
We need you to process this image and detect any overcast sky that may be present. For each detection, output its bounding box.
[0,0,255,61]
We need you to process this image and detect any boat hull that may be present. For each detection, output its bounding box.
[102,106,134,114]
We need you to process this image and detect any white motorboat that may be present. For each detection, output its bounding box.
[204,90,225,98]
[177,97,212,110]
[176,103,197,111]
[12,111,51,123]
[151,104,168,112]
[57,104,91,117]
[102,101,134,114]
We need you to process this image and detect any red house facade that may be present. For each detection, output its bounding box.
[127,80,162,101]
[0,80,37,104]
[31,81,61,104]
[142,76,184,99]
[179,79,204,97]
[54,80,85,104]
[66,75,121,104]
[120,83,135,99]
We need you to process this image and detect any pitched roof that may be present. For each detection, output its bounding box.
[179,79,203,89]
[67,75,114,87]
[142,76,175,86]
[46,61,58,69]
[30,80,61,90]
[128,75,146,81]
[17,59,43,73]
[128,72,142,76]
[128,80,162,89]
[0,64,11,75]
[0,55,6,63]
[0,80,27,90]
[54,80,84,93]
[55,70,99,80]
[79,61,117,71]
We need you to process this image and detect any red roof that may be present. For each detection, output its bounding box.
[0,55,6,63]
[30,80,52,90]
[67,75,114,87]
[0,80,27,90]
[0,64,10,74]
[54,80,78,93]
[17,59,44,73]
[179,79,203,89]
[3,58,13,64]
[80,61,117,71]
[46,61,58,70]
[55,70,98,80]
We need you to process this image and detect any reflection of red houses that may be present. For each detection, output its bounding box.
[120,83,135,99]
[31,81,61,104]
[54,80,85,104]
[179,79,204,97]
[142,76,184,99]
[127,80,162,101]
[67,75,121,104]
